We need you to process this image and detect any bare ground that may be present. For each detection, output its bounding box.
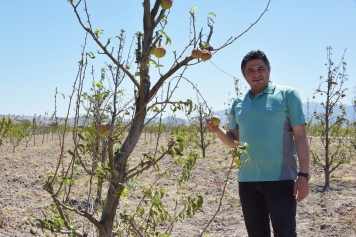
[0,134,356,237]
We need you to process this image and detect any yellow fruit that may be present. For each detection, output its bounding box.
[153,45,166,58]
[97,123,112,136]
[211,114,220,126]
[201,50,212,61]
[161,0,172,10]
[191,48,203,59]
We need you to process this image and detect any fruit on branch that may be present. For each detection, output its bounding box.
[211,114,221,127]
[149,44,156,55]
[153,44,166,58]
[191,48,203,59]
[161,0,173,10]
[201,50,212,61]
[97,123,112,136]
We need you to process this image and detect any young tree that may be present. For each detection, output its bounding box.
[9,122,29,153]
[187,96,214,158]
[310,46,353,192]
[31,114,42,147]
[33,1,271,236]
[0,116,13,147]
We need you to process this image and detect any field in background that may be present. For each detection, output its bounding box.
[0,134,356,237]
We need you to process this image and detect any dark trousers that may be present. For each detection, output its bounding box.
[238,180,297,237]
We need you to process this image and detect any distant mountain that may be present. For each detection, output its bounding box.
[213,102,355,126]
[3,102,355,127]
[304,101,355,122]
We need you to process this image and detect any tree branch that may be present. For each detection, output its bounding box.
[124,142,175,181]
[213,0,271,51]
[69,0,139,88]
[147,56,194,100]
[200,151,236,236]
[151,0,162,22]
[144,0,152,30]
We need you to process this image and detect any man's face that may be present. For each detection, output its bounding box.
[243,59,271,94]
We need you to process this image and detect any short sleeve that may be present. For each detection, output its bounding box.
[287,90,306,127]
[228,100,239,130]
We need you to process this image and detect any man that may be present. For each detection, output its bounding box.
[207,50,310,237]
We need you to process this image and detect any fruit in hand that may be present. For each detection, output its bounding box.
[211,114,221,126]
[153,44,166,58]
[97,123,112,136]
[161,0,173,9]
[191,48,203,59]
[201,50,212,61]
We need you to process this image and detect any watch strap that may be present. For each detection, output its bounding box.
[297,172,310,181]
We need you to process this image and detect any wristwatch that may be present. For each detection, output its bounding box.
[297,172,310,181]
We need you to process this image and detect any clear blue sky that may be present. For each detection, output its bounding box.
[1,0,356,117]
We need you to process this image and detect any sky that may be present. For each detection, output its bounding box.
[1,0,356,118]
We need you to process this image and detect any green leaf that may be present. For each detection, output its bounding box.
[68,150,75,157]
[77,133,85,140]
[61,93,65,100]
[208,12,216,17]
[190,7,198,14]
[159,30,172,45]
[95,82,103,88]
[86,52,95,59]
[95,29,104,37]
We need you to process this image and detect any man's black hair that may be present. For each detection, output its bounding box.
[241,50,270,74]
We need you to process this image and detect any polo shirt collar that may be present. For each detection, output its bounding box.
[264,82,276,94]
[246,81,276,99]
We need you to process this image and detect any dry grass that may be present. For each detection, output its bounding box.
[0,134,356,237]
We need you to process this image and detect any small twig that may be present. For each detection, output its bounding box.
[200,152,237,236]
[206,24,213,44]
[126,216,144,237]
[213,0,271,51]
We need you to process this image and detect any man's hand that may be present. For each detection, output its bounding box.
[294,177,309,203]
[205,117,220,133]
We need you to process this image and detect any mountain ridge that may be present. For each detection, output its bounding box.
[2,102,355,126]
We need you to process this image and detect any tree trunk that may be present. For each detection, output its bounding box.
[322,167,331,192]
[98,224,113,237]
[97,138,108,202]
[100,86,149,234]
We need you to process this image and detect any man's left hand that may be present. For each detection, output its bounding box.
[294,178,309,203]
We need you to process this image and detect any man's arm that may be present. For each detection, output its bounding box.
[292,124,310,202]
[293,124,310,173]
[206,118,238,148]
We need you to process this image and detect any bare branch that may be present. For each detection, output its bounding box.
[206,23,213,44]
[125,142,175,180]
[151,0,162,23]
[154,9,166,26]
[200,152,236,236]
[213,0,271,51]
[69,0,139,88]
[147,56,193,100]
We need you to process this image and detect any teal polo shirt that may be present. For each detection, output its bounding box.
[228,82,306,182]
